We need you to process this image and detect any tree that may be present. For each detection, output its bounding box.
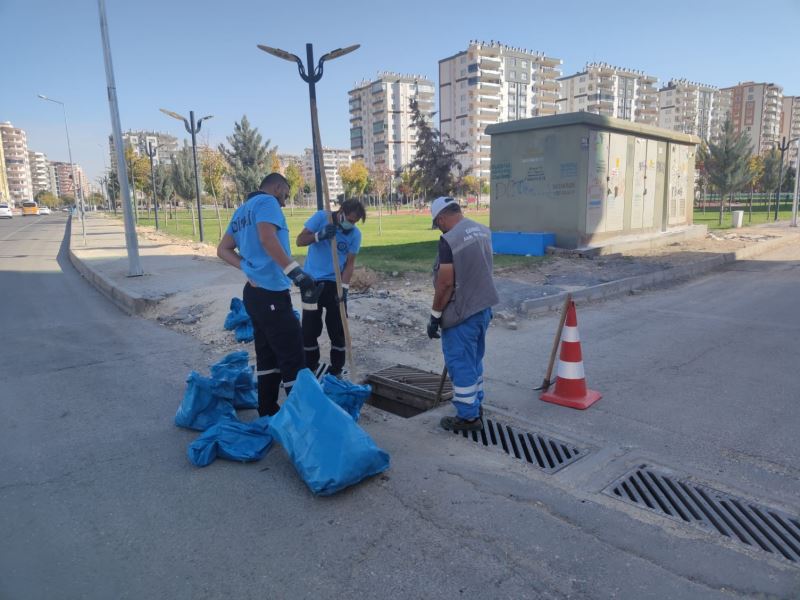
[171,147,196,202]
[124,144,150,193]
[761,148,781,216]
[369,167,392,200]
[782,165,796,194]
[60,194,76,207]
[284,163,304,204]
[407,98,469,200]
[87,192,105,208]
[699,118,752,225]
[339,160,369,197]
[200,147,227,198]
[747,155,765,222]
[35,190,59,208]
[155,163,174,210]
[461,175,480,198]
[218,115,276,196]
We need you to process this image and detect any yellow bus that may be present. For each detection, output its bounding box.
[21,201,39,216]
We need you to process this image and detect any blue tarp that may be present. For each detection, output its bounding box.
[321,375,372,422]
[210,351,258,409]
[174,371,237,431]
[188,417,273,467]
[270,369,390,496]
[224,297,254,343]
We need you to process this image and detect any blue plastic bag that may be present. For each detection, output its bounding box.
[188,416,273,467]
[234,320,254,343]
[224,297,250,330]
[175,371,237,431]
[210,351,258,409]
[270,369,390,496]
[321,375,372,422]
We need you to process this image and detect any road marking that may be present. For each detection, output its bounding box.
[0,218,43,241]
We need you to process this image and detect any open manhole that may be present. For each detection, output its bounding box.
[366,365,453,418]
[452,416,586,473]
[605,464,800,564]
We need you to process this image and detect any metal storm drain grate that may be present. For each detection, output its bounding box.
[606,464,800,564]
[366,365,453,418]
[452,416,585,473]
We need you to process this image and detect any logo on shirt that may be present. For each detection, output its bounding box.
[337,241,348,253]
[230,210,253,234]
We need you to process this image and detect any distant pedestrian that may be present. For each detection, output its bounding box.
[217,173,323,416]
[427,197,499,432]
[295,199,366,377]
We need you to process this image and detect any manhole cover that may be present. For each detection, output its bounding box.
[366,365,453,418]
[605,464,800,564]
[452,416,586,474]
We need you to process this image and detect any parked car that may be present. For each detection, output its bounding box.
[38,205,51,216]
[0,203,12,218]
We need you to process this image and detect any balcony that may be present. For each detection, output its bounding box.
[476,94,500,106]
[478,81,500,92]
[479,55,501,69]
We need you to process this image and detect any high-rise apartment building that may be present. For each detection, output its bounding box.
[109,130,179,171]
[349,73,435,173]
[558,63,659,126]
[28,151,52,196]
[301,147,351,199]
[779,96,800,165]
[439,40,562,179]
[0,121,32,205]
[720,82,783,155]
[51,161,88,199]
[657,79,727,141]
[0,139,10,202]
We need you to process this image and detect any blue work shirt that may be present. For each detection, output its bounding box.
[303,210,361,282]
[227,192,291,291]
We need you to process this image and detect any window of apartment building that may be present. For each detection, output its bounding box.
[460,81,466,89]
[461,56,466,63]
[460,69,466,77]
[579,76,586,83]
[520,72,527,81]
[520,60,528,69]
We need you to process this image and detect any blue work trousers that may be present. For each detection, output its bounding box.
[441,308,492,420]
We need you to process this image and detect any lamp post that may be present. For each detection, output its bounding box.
[97,0,142,276]
[144,141,161,230]
[160,109,212,242]
[792,141,800,228]
[37,94,86,245]
[258,43,359,210]
[774,136,799,221]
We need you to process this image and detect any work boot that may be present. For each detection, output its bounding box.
[440,416,483,432]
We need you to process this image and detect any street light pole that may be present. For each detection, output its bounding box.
[258,43,359,211]
[160,108,213,242]
[97,0,142,276]
[37,94,86,245]
[792,141,800,227]
[145,141,160,230]
[774,136,798,221]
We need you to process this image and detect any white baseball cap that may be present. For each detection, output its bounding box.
[430,196,458,225]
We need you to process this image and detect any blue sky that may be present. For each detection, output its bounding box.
[1,0,798,184]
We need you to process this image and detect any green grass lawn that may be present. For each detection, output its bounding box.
[693,203,796,229]
[119,206,544,273]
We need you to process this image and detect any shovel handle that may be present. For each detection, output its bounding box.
[541,293,572,389]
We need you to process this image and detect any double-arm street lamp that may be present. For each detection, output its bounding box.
[143,142,162,230]
[37,94,86,245]
[257,43,358,211]
[774,136,799,221]
[160,109,212,242]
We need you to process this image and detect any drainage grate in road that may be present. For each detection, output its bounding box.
[606,464,800,564]
[451,416,585,473]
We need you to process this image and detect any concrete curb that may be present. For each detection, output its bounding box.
[521,233,798,315]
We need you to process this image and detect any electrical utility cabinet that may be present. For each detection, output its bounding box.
[486,113,700,249]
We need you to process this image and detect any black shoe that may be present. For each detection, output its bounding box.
[440,416,483,432]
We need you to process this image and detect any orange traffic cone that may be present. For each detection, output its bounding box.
[540,301,601,410]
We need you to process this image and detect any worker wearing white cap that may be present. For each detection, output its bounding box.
[428,197,499,432]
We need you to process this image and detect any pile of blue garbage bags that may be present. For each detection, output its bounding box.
[223,298,254,343]
[175,351,388,496]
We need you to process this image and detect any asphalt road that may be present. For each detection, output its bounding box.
[1,216,798,599]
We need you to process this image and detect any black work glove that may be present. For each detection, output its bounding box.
[285,263,324,306]
[315,223,337,242]
[427,312,442,339]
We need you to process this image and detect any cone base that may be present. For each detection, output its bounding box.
[540,388,602,410]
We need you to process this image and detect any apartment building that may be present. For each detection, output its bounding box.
[28,151,52,196]
[110,130,179,171]
[657,79,728,141]
[779,96,800,166]
[558,63,659,125]
[51,161,89,199]
[0,121,32,205]
[439,40,562,179]
[349,73,435,173]
[0,140,10,202]
[302,147,351,199]
[721,82,783,155]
